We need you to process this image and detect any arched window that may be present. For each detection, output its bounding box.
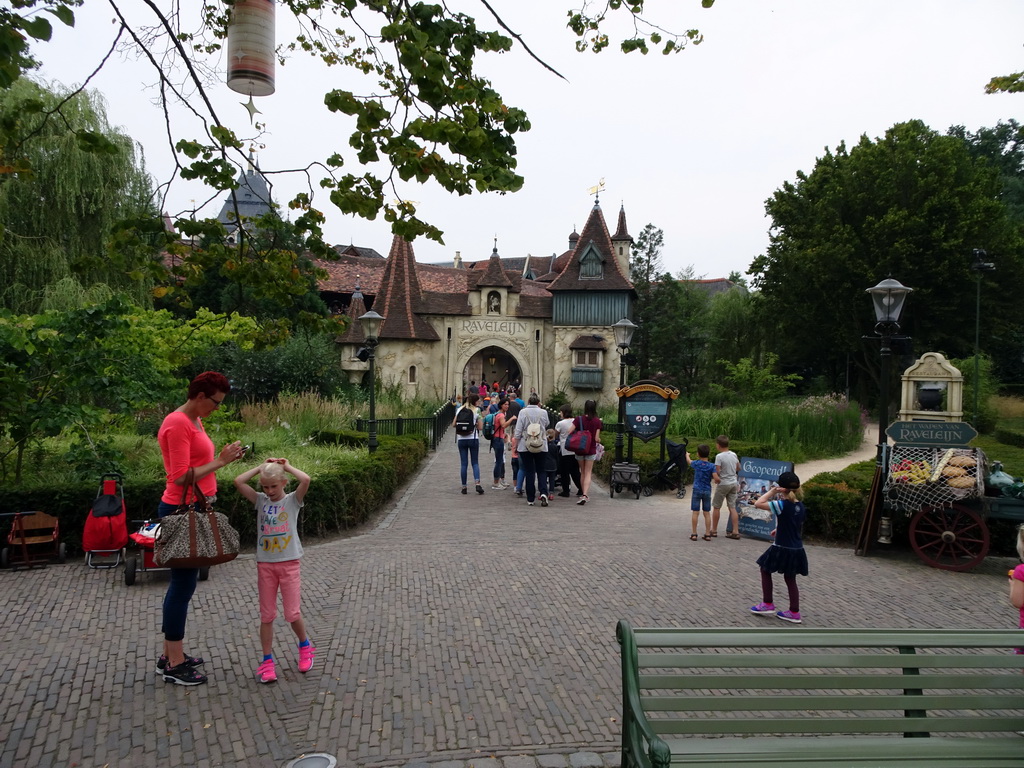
[487,290,501,314]
[408,365,417,383]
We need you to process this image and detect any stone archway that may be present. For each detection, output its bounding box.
[460,344,523,396]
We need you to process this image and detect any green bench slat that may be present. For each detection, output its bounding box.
[658,736,1024,767]
[632,628,1024,649]
[638,672,1024,689]
[638,652,1024,670]
[651,714,1024,736]
[639,692,1024,713]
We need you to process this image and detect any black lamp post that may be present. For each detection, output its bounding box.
[359,310,385,453]
[969,249,995,426]
[611,317,638,463]
[866,278,912,467]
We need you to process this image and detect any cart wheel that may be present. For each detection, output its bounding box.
[124,556,136,586]
[642,485,654,497]
[634,484,641,500]
[909,503,990,572]
[198,567,210,582]
[0,547,8,568]
[57,542,66,564]
[609,483,615,498]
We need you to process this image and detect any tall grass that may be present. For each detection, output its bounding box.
[668,394,865,463]
[993,395,1024,420]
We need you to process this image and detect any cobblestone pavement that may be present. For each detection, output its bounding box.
[1,433,1019,768]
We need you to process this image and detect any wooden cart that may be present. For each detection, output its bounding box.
[1,511,66,569]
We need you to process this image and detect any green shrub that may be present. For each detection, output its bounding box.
[993,427,1024,449]
[802,459,874,543]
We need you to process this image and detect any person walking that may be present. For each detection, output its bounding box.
[156,371,246,686]
[749,472,807,624]
[711,434,741,538]
[574,399,603,505]
[554,403,583,497]
[233,458,314,683]
[512,393,550,507]
[490,398,514,489]
[452,393,485,495]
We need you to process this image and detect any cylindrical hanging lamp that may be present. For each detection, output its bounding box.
[227,0,276,97]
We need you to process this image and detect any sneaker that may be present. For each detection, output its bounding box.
[750,602,777,616]
[500,480,510,489]
[163,661,208,686]
[557,492,570,497]
[527,501,534,506]
[515,489,523,497]
[475,484,485,495]
[257,658,277,684]
[156,653,204,675]
[298,643,315,673]
[539,494,548,507]
[776,610,802,624]
[491,484,504,490]
[461,487,467,495]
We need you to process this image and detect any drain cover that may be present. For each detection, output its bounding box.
[285,753,338,768]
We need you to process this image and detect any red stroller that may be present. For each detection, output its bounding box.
[83,473,129,568]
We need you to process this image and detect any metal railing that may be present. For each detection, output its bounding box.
[354,400,456,451]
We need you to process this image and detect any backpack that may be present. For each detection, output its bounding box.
[454,406,475,437]
[482,412,496,441]
[525,421,545,453]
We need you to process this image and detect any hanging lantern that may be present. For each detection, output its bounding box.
[227,0,276,97]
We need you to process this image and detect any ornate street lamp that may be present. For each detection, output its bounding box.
[866,278,912,464]
[866,278,911,545]
[970,249,995,426]
[359,310,385,453]
[611,317,638,463]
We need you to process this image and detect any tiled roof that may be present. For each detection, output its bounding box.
[681,278,749,296]
[217,155,272,226]
[569,334,608,350]
[476,248,515,288]
[337,286,368,344]
[334,244,385,259]
[545,203,634,292]
[374,236,440,341]
[612,204,631,242]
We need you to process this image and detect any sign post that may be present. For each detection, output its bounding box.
[616,380,680,447]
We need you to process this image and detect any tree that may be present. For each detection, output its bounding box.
[0,79,159,313]
[750,120,1024,405]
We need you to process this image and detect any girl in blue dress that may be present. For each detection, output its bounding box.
[749,471,807,624]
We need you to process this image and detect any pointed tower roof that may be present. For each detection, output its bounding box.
[217,150,273,226]
[546,202,634,291]
[373,235,440,340]
[476,242,514,288]
[612,203,631,243]
[337,282,368,345]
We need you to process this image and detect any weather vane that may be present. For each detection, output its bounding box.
[587,177,606,202]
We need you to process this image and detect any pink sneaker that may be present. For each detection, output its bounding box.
[257,658,277,684]
[298,643,315,673]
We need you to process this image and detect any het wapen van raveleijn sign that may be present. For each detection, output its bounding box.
[616,381,680,443]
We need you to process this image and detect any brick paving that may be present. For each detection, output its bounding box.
[0,433,1019,768]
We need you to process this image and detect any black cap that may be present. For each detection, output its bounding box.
[778,471,801,489]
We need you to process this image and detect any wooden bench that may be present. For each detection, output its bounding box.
[617,620,1024,768]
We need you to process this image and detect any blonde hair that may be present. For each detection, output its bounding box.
[780,487,804,502]
[259,462,286,483]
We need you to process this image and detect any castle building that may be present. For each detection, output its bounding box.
[318,197,637,408]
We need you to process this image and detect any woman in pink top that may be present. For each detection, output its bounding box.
[156,371,246,686]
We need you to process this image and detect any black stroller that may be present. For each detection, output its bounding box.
[641,439,689,498]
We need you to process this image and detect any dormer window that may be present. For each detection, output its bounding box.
[579,244,604,279]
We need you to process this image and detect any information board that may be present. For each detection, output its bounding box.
[617,381,680,443]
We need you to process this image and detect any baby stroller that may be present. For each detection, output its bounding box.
[641,439,689,498]
[83,473,129,568]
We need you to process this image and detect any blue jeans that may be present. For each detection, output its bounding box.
[691,488,712,512]
[158,500,199,642]
[457,438,481,486]
[519,450,548,502]
[492,437,506,481]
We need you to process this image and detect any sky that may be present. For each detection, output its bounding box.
[31,0,1024,280]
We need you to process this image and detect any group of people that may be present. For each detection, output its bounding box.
[156,372,314,686]
[451,391,603,507]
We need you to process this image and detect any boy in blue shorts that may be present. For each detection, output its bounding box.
[686,444,715,541]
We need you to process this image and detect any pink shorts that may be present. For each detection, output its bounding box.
[257,560,303,624]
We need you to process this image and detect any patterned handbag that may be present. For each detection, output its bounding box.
[154,469,240,568]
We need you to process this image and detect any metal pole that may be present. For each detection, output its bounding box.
[877,329,891,468]
[368,339,378,453]
[974,273,980,426]
[615,354,626,463]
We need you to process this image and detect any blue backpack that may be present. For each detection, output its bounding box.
[482,412,496,440]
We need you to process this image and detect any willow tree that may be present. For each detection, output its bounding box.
[0,79,159,312]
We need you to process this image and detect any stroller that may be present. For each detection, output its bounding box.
[125,519,210,586]
[83,473,129,568]
[641,439,689,498]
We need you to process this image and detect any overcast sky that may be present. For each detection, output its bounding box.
[33,1,1024,280]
